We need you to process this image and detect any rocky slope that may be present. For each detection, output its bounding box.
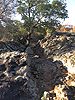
[35,32,75,100]
[37,32,75,74]
[0,42,33,100]
[0,32,75,100]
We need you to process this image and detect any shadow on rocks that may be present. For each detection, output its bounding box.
[63,86,75,100]
[0,41,25,54]
[0,50,34,100]
[30,56,75,100]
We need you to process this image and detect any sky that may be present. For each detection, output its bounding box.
[14,0,75,27]
[62,0,75,26]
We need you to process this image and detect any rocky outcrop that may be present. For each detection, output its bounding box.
[0,33,75,100]
[32,32,75,100]
[0,40,38,100]
[0,51,30,78]
[38,32,75,74]
[0,51,33,100]
[25,46,34,55]
[30,57,75,100]
[0,41,25,54]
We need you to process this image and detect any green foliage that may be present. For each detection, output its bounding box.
[5,20,28,41]
[35,33,44,40]
[31,26,46,40]
[37,26,46,35]
[17,0,68,36]
[69,76,74,81]
[61,43,64,47]
[6,20,23,34]
[0,19,28,41]
[46,27,56,34]
[0,22,14,41]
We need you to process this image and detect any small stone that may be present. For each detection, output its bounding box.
[16,66,28,75]
[33,55,39,58]
[15,76,23,82]
[3,71,12,77]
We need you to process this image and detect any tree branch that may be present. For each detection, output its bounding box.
[32,15,44,28]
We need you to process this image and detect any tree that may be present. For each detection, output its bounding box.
[6,20,27,40]
[0,0,18,41]
[17,0,68,45]
[6,20,22,34]
[0,0,17,26]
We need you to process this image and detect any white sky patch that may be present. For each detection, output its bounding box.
[62,0,75,26]
[12,13,22,21]
[11,13,24,23]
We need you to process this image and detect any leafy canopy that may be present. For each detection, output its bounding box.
[17,0,68,33]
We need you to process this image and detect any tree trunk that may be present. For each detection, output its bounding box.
[26,31,32,48]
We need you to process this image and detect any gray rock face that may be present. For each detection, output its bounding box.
[0,51,33,100]
[38,32,75,74]
[0,51,30,79]
[0,41,36,100]
[25,47,33,55]
[0,33,75,100]
[0,41,25,54]
[30,56,75,100]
